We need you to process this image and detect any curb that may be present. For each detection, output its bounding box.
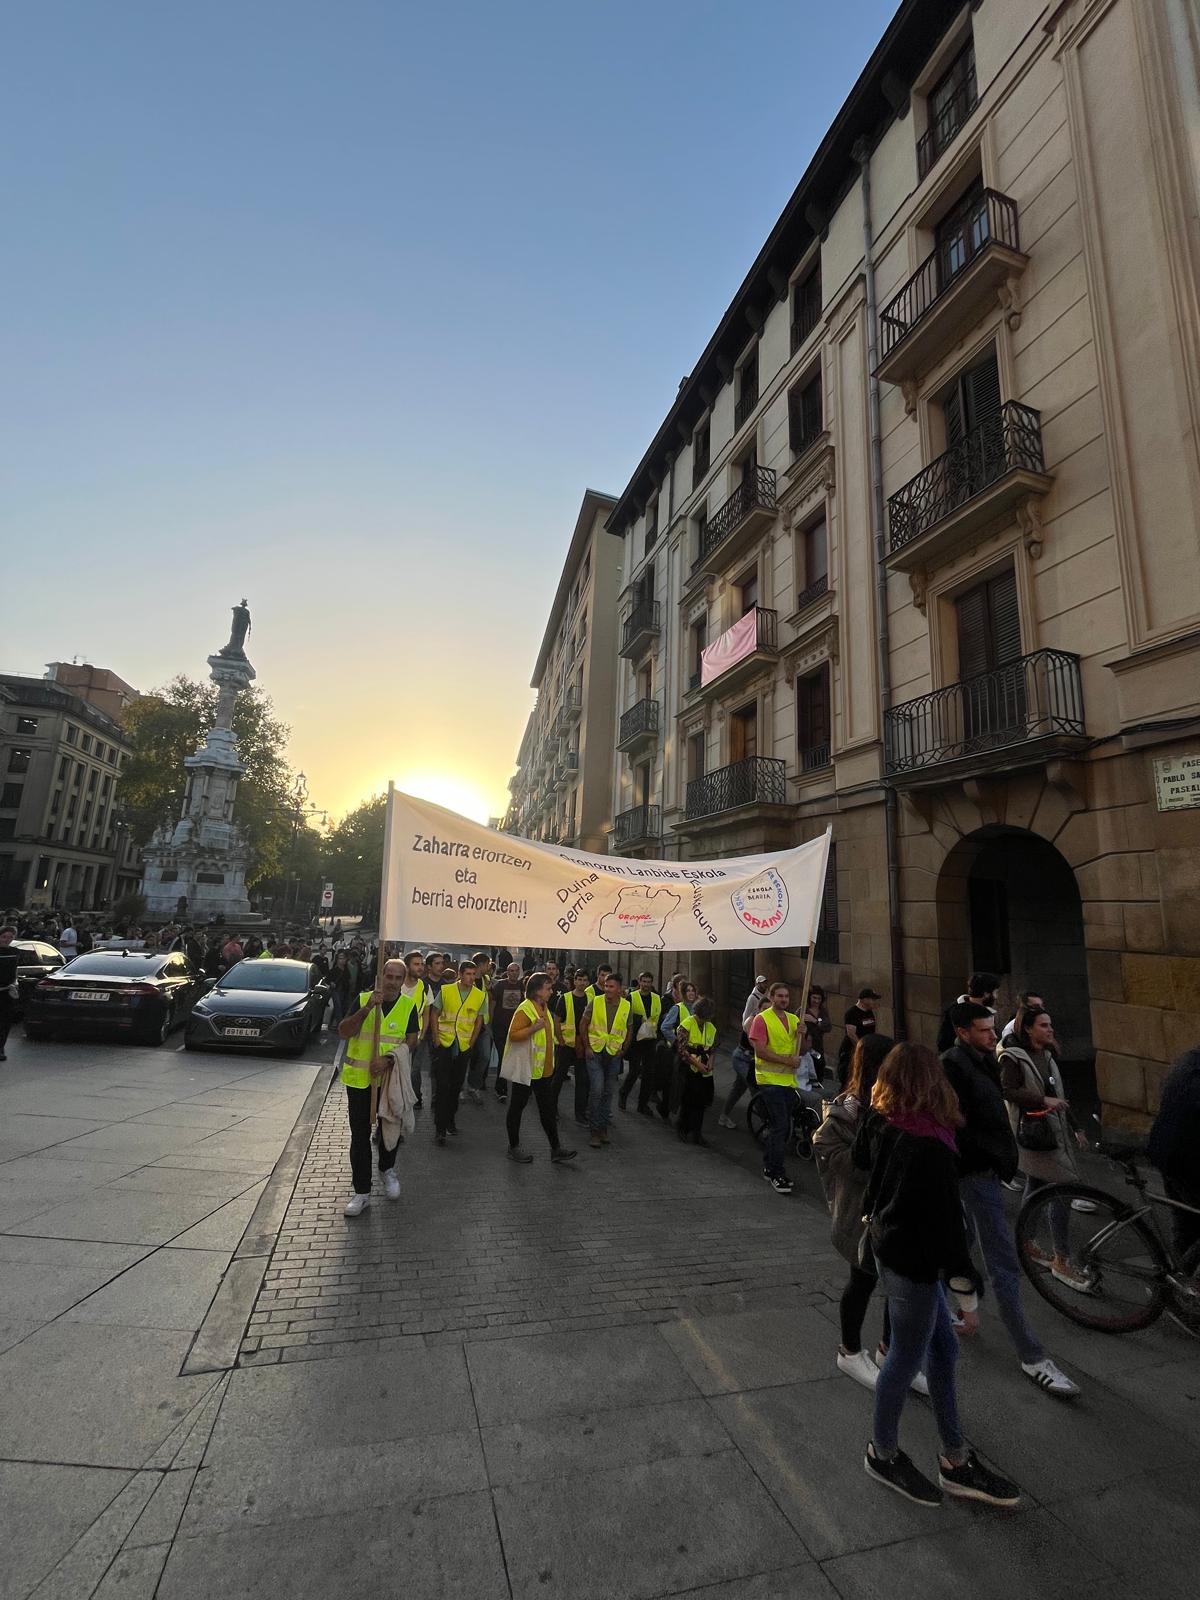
[180,1059,335,1375]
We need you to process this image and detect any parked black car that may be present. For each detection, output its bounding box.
[9,940,66,1017]
[184,959,330,1055]
[24,950,206,1044]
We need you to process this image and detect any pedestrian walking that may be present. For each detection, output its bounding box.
[812,1032,897,1390]
[488,960,525,1102]
[942,1001,1080,1397]
[936,972,999,1054]
[998,1006,1091,1292]
[1148,1045,1200,1257]
[400,951,428,1109]
[803,984,832,1076]
[718,992,767,1130]
[582,971,632,1148]
[676,994,717,1144]
[428,958,487,1146]
[747,981,801,1194]
[859,1042,1020,1510]
[502,973,578,1165]
[336,958,420,1215]
[620,972,662,1112]
[838,986,881,1086]
[553,967,591,1125]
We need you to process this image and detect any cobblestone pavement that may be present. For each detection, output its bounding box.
[239,1074,845,1362]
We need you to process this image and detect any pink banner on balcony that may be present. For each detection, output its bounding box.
[701,607,759,687]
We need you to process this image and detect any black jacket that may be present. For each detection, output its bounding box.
[941,1042,1019,1183]
[854,1112,979,1288]
[1148,1055,1200,1187]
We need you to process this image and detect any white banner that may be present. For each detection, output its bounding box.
[380,787,831,953]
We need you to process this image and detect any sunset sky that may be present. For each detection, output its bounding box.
[4,0,896,827]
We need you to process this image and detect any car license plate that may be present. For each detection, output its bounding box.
[69,990,108,1001]
[224,1026,260,1038]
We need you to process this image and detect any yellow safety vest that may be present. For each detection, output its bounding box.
[681,1013,717,1071]
[436,982,486,1050]
[506,999,552,1080]
[342,990,417,1090]
[631,990,662,1028]
[675,1000,693,1035]
[408,977,427,1020]
[560,991,586,1045]
[585,984,597,1003]
[255,949,273,959]
[587,995,631,1056]
[753,1008,800,1087]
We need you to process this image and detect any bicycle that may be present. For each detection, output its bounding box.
[1015,1139,1200,1335]
[746,1085,824,1161]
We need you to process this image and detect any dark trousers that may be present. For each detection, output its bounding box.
[346,1084,397,1195]
[1165,1175,1200,1258]
[555,1045,589,1122]
[678,1070,714,1136]
[839,1262,893,1353]
[759,1084,793,1177]
[432,1046,468,1136]
[493,1022,512,1095]
[507,1078,560,1151]
[621,1039,657,1107]
[552,1044,575,1109]
[0,992,12,1052]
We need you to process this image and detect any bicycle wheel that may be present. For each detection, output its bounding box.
[793,1105,821,1161]
[746,1093,768,1148]
[1017,1183,1169,1332]
[1167,1237,1200,1339]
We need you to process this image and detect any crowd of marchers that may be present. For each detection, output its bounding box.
[334,951,1200,1516]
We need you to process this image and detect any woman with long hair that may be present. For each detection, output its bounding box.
[812,1032,895,1389]
[857,1042,1020,1510]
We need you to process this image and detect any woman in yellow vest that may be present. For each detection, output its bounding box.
[553,967,592,1125]
[581,972,633,1149]
[676,994,718,1145]
[503,973,578,1164]
[747,980,803,1194]
[620,972,663,1115]
[427,957,487,1146]
[335,957,420,1215]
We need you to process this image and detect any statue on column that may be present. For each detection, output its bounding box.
[220,599,252,659]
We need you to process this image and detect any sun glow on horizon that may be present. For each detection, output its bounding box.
[388,771,497,826]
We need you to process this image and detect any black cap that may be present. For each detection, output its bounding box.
[858,986,882,1000]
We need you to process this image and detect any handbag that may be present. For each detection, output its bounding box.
[1012,1053,1059,1152]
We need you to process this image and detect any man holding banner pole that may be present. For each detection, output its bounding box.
[336,958,420,1215]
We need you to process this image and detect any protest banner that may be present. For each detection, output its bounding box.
[379,786,831,953]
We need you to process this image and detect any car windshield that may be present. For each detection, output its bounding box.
[222,961,308,993]
[62,953,164,976]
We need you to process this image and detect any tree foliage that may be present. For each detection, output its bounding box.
[120,675,294,886]
[319,794,386,916]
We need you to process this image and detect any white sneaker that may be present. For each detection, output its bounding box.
[1070,1198,1098,1213]
[1050,1263,1096,1295]
[1021,1357,1080,1397]
[875,1347,930,1396]
[837,1348,879,1390]
[343,1193,370,1217]
[718,1115,736,1130]
[468,1088,482,1105]
[382,1170,401,1201]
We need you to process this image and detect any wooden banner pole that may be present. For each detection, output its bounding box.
[370,783,398,1128]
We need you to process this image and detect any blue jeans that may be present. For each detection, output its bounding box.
[467,1032,495,1090]
[1025,1174,1072,1260]
[759,1085,793,1178]
[587,1053,621,1132]
[961,1172,1044,1364]
[874,1266,964,1459]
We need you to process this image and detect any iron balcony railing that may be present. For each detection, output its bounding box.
[790,293,820,354]
[888,402,1045,552]
[795,574,828,611]
[618,698,660,746]
[685,755,787,821]
[884,650,1085,777]
[799,740,832,774]
[698,468,777,564]
[917,73,978,179]
[734,374,759,432]
[611,803,660,847]
[620,597,661,655]
[880,190,1020,358]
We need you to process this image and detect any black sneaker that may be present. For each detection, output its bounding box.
[414,1095,423,1109]
[551,1148,578,1162]
[938,1452,1021,1507]
[864,1445,942,1506]
[507,1147,533,1163]
[764,1172,794,1194]
[618,1096,628,1111]
[435,1133,447,1147]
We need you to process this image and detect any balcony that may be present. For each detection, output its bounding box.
[620,598,662,659]
[734,376,759,433]
[794,574,829,613]
[610,803,660,849]
[884,650,1086,785]
[917,72,978,180]
[684,756,788,822]
[554,751,578,790]
[617,698,660,754]
[695,468,777,574]
[799,740,832,775]
[560,685,581,726]
[886,402,1053,572]
[691,607,778,701]
[877,191,1026,386]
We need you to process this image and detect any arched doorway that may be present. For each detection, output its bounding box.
[936,826,1094,1071]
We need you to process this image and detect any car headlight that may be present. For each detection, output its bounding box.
[280,1001,309,1017]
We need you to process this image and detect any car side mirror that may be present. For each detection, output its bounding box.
[202,977,218,992]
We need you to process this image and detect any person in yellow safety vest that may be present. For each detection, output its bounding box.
[502,972,578,1165]
[584,964,613,1004]
[336,957,420,1215]
[747,980,803,1194]
[620,972,663,1115]
[553,968,592,1124]
[677,994,718,1145]
[660,978,697,1124]
[581,971,632,1149]
[426,957,486,1145]
[401,951,429,1111]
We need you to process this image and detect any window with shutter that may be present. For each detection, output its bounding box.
[686,732,705,784]
[955,567,1025,746]
[797,663,832,769]
[789,373,822,454]
[731,704,758,762]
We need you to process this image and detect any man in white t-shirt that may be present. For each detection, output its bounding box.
[58,924,78,962]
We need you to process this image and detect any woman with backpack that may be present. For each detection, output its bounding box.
[812,1032,895,1390]
[856,1041,1020,1509]
[998,1006,1090,1293]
